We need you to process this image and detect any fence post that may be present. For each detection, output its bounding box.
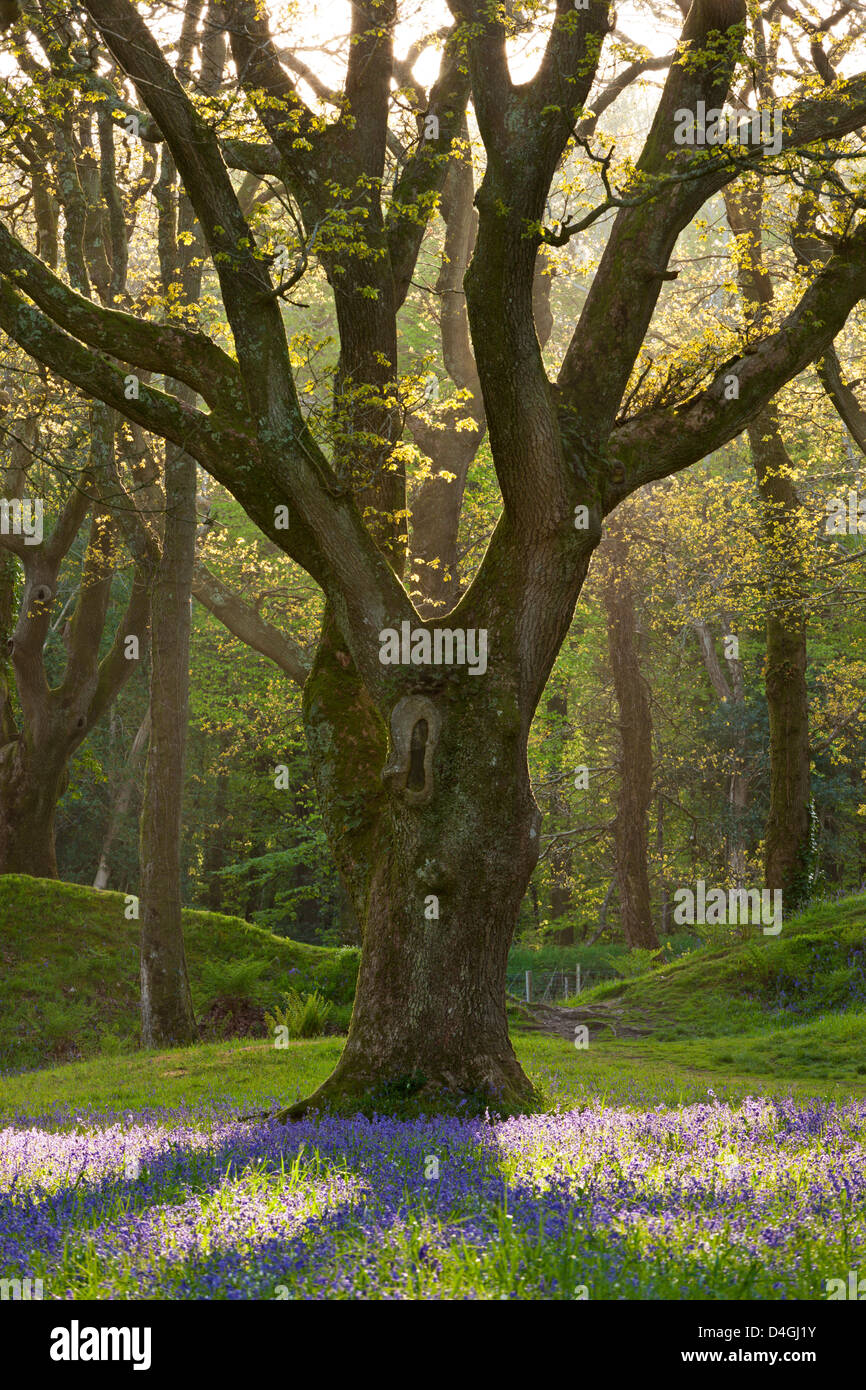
[525,970,532,1003]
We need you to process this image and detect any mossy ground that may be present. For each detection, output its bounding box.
[0,875,358,1071]
[2,879,866,1113]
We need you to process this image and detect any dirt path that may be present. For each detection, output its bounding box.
[513,997,658,1041]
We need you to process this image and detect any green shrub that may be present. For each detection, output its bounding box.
[198,957,270,1006]
[311,949,360,1004]
[743,940,776,985]
[265,988,333,1039]
[330,1002,353,1034]
[605,948,659,979]
[696,920,742,950]
[41,999,90,1045]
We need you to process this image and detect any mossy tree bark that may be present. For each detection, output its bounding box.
[294,584,584,1115]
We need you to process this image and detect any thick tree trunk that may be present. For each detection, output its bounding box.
[602,525,659,949]
[288,642,543,1118]
[314,833,536,1113]
[0,737,66,877]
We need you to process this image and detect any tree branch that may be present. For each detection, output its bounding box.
[0,220,250,428]
[192,558,310,686]
[609,219,866,504]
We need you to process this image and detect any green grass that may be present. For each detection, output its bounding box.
[567,893,866,1039]
[2,1026,865,1127]
[4,877,866,1109]
[507,933,699,977]
[0,1035,342,1118]
[0,875,358,1071]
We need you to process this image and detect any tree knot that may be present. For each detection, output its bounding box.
[381,694,441,807]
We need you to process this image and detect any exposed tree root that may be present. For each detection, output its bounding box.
[274,1061,540,1124]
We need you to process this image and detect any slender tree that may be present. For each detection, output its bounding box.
[690,613,749,884]
[725,185,813,907]
[92,708,150,890]
[600,517,659,948]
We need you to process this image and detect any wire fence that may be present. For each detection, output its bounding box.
[506,966,620,1004]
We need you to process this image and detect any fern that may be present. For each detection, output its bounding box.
[265,988,333,1039]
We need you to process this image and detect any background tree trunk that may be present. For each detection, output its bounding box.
[0,405,149,877]
[0,549,15,744]
[0,739,67,877]
[94,709,150,890]
[545,683,574,944]
[726,187,812,911]
[748,410,812,908]
[602,523,659,949]
[138,430,197,1046]
[690,615,749,885]
[139,148,204,1048]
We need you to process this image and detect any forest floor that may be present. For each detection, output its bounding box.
[517,997,657,1041]
[2,1028,865,1299]
[2,886,866,1298]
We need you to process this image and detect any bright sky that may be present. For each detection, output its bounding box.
[277,0,679,93]
[2,3,865,125]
